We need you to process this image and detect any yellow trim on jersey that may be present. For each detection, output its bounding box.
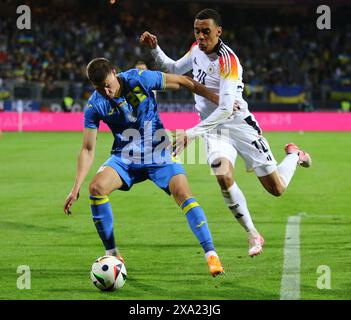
[182,202,200,215]
[161,72,166,90]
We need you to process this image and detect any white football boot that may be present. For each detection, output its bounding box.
[248,233,265,257]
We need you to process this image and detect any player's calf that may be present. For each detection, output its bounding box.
[170,174,224,277]
[258,172,286,197]
[90,195,116,254]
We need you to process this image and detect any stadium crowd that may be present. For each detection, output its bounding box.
[0,0,350,100]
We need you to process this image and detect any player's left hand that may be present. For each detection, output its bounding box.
[171,130,189,156]
[64,190,80,215]
[139,31,158,49]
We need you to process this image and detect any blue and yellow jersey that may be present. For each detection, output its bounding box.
[84,69,168,160]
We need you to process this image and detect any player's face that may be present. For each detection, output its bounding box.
[194,19,222,54]
[93,69,120,99]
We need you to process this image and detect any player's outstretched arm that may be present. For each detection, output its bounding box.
[163,73,239,155]
[185,93,234,140]
[163,73,239,112]
[64,128,97,215]
[163,74,218,155]
[163,74,219,104]
[140,32,192,74]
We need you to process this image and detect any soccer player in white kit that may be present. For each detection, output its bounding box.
[140,8,311,257]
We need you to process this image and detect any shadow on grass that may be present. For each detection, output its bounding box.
[0,221,71,233]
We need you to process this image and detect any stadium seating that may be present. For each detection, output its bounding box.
[0,0,350,111]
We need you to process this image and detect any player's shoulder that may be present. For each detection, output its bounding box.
[189,41,199,52]
[119,68,156,84]
[87,91,100,106]
[123,69,164,89]
[216,39,241,73]
[88,91,105,104]
[120,68,140,79]
[118,69,136,83]
[216,39,236,59]
[86,91,108,109]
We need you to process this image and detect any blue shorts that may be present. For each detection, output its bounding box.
[102,154,186,195]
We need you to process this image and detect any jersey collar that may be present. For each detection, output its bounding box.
[114,75,124,98]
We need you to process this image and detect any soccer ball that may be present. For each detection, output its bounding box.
[90,256,127,291]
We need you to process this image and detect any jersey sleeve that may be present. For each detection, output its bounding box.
[150,44,193,74]
[138,70,166,91]
[185,52,240,139]
[84,104,100,129]
[219,53,240,95]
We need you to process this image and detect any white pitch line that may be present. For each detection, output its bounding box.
[280,215,302,300]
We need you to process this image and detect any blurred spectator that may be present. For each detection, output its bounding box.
[134,60,148,71]
[62,95,74,112]
[341,100,350,112]
[0,0,350,105]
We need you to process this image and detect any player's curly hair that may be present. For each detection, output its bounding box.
[195,8,222,27]
[86,58,114,84]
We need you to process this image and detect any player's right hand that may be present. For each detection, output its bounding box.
[171,130,190,156]
[233,100,240,112]
[64,190,80,215]
[139,31,158,49]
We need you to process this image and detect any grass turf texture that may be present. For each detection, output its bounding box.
[0,131,350,300]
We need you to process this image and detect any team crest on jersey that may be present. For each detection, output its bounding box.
[207,64,215,75]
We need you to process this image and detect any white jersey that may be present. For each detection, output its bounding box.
[151,40,277,175]
[151,39,250,138]
[189,40,246,119]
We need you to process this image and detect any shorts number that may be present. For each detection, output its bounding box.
[251,138,273,161]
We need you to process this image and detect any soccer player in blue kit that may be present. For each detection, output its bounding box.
[63,58,225,277]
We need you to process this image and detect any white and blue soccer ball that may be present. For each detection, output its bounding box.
[90,256,127,291]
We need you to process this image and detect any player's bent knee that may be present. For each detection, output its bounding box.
[169,174,193,205]
[89,182,108,196]
[172,186,192,205]
[211,159,233,189]
[176,192,192,205]
[216,174,234,190]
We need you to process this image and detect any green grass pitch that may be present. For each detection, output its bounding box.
[0,131,350,300]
